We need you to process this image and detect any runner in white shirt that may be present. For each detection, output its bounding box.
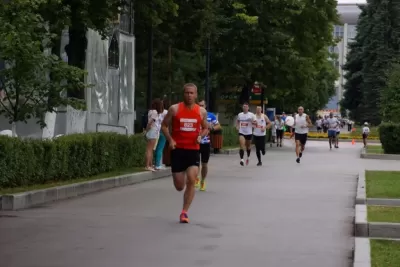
[294,106,312,164]
[253,106,271,166]
[326,112,339,149]
[362,122,370,148]
[236,102,256,166]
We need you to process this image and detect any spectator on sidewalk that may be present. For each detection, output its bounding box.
[153,99,169,170]
[145,99,163,171]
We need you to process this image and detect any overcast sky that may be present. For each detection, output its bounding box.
[337,0,366,4]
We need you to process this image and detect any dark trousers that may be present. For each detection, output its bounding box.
[253,135,266,162]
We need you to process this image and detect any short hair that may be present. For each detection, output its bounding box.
[243,102,249,106]
[183,83,197,91]
[151,98,163,114]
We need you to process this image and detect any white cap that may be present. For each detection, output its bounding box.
[364,122,369,125]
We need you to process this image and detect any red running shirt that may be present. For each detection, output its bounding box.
[172,102,202,150]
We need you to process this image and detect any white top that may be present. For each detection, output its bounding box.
[253,115,267,136]
[336,124,341,132]
[362,126,370,134]
[316,119,322,127]
[148,110,158,132]
[326,117,339,130]
[237,112,255,135]
[154,109,168,132]
[294,113,309,134]
[275,119,284,130]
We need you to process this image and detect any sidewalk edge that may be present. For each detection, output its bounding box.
[1,169,171,211]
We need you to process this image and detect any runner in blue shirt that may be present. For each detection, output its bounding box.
[196,100,221,191]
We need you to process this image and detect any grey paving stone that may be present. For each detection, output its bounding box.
[3,141,400,267]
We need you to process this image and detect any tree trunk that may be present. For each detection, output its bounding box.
[11,122,16,137]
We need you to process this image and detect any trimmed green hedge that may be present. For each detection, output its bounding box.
[221,126,271,147]
[0,133,146,188]
[379,123,400,154]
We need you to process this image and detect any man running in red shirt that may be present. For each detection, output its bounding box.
[161,83,209,223]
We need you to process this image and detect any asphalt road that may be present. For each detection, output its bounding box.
[1,140,399,267]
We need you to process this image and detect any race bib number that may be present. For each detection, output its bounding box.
[180,118,198,132]
[240,122,249,128]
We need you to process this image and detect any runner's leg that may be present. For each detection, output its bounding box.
[245,136,252,165]
[200,144,210,191]
[183,166,198,212]
[254,136,262,165]
[239,135,246,165]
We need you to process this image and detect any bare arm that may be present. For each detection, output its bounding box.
[199,107,209,138]
[212,122,221,131]
[161,105,176,143]
[264,115,272,129]
[306,115,312,127]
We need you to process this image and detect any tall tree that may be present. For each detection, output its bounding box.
[0,0,86,136]
[341,6,369,121]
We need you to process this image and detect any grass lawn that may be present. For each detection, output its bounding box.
[368,206,400,223]
[366,145,383,154]
[0,167,143,195]
[371,239,400,267]
[366,171,400,199]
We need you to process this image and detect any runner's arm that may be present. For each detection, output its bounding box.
[161,105,176,143]
[199,107,209,138]
[306,115,312,127]
[264,115,272,129]
[210,114,221,131]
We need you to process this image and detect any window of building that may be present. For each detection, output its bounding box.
[333,25,344,38]
[108,33,119,68]
[347,24,356,40]
[119,0,134,35]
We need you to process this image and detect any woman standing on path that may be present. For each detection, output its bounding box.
[145,99,163,171]
[275,115,285,147]
[153,99,169,170]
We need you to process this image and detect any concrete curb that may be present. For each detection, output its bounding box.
[367,198,400,207]
[369,222,400,238]
[353,238,371,267]
[284,137,380,143]
[355,204,400,238]
[1,169,171,211]
[356,171,367,205]
[360,148,400,160]
[355,204,368,237]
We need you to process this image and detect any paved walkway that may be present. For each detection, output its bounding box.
[2,140,400,267]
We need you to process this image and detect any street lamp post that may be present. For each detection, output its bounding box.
[205,38,211,111]
[146,8,154,110]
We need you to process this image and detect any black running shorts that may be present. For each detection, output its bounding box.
[239,133,253,141]
[199,143,211,164]
[295,133,307,145]
[171,148,200,173]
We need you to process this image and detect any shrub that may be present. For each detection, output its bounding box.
[222,126,271,147]
[0,133,146,188]
[379,122,400,154]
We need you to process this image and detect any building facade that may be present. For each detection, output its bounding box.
[324,1,365,114]
[0,1,136,138]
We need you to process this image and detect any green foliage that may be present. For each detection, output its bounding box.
[135,0,339,112]
[343,0,400,125]
[0,0,86,128]
[379,122,400,154]
[381,64,400,122]
[0,133,146,188]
